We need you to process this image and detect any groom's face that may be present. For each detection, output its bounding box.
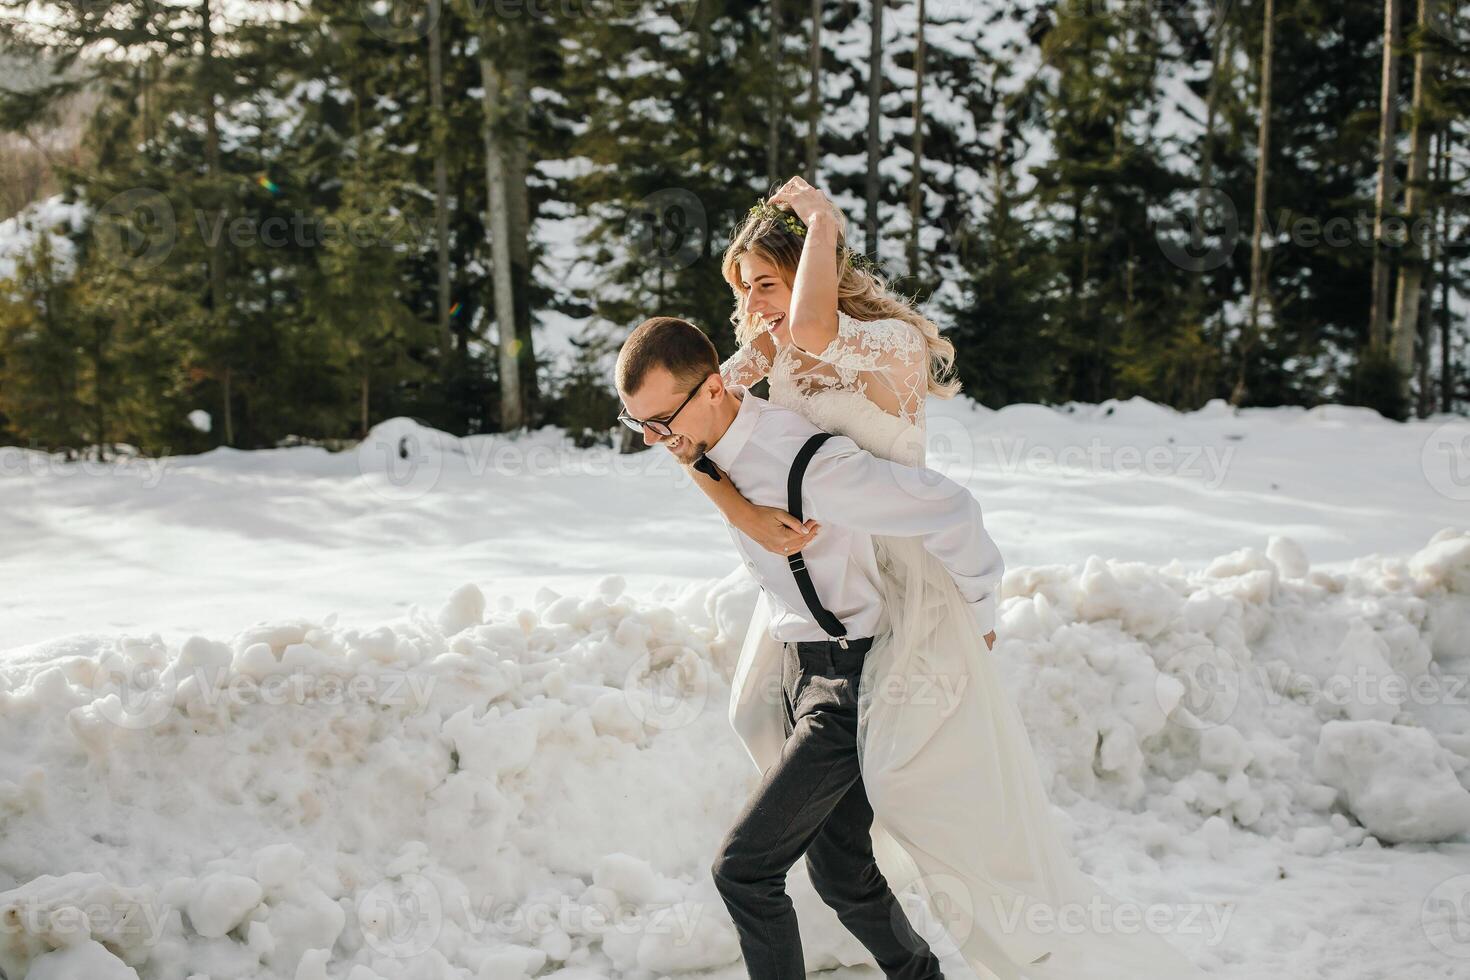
[619,366,719,465]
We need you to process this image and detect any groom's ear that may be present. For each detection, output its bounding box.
[702,370,727,402]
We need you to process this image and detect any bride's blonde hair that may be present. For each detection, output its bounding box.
[719,204,962,399]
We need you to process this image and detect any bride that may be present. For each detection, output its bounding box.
[689,176,1215,980]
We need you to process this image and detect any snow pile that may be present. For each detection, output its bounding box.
[0,526,1467,978]
[0,193,88,284]
[997,528,1470,848]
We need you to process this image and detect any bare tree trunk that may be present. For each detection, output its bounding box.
[429,0,453,374]
[360,373,369,437]
[907,0,925,280]
[1421,127,1446,417]
[1391,0,1438,403]
[480,55,523,431]
[1371,0,1403,351]
[1438,123,1454,413]
[1189,5,1231,341]
[507,58,537,423]
[1234,0,1275,407]
[202,0,232,445]
[768,0,783,184]
[864,0,884,256]
[806,0,820,181]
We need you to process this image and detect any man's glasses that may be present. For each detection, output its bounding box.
[617,379,705,436]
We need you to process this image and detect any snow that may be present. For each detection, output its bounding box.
[1,397,1468,979]
[0,193,88,283]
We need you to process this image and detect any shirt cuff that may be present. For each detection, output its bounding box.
[968,594,997,638]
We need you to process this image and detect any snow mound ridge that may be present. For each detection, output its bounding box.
[0,531,1465,977]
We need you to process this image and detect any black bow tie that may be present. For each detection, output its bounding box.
[693,454,722,482]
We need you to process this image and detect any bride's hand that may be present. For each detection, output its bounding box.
[769,176,844,236]
[736,503,821,556]
[984,631,996,651]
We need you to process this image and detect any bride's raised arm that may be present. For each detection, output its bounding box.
[767,177,841,356]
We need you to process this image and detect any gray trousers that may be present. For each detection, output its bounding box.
[711,640,945,980]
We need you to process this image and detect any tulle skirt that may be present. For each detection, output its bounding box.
[726,539,1215,979]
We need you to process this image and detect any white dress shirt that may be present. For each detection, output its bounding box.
[704,387,1004,643]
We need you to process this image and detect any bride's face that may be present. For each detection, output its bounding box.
[738,253,793,345]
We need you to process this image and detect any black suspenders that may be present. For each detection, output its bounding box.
[786,433,849,647]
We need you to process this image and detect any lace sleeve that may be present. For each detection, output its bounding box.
[799,310,929,425]
[719,331,775,388]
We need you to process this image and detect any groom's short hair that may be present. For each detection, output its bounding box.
[617,317,720,395]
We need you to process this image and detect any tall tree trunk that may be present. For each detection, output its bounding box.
[806,0,820,182]
[201,0,232,445]
[1191,6,1231,324]
[480,55,523,431]
[360,372,369,437]
[428,0,453,375]
[907,0,925,280]
[1421,127,1446,417]
[864,0,883,256]
[507,55,537,423]
[1371,0,1403,351]
[1438,123,1454,413]
[1234,0,1275,407]
[768,0,782,184]
[1391,0,1438,404]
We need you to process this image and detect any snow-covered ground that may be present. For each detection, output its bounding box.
[1,395,1469,980]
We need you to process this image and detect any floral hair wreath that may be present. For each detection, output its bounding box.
[746,199,887,281]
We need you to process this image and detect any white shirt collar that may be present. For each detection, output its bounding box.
[705,385,762,472]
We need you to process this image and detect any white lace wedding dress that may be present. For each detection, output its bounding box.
[719,311,1213,980]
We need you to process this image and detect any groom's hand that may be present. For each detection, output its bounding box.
[983,631,996,652]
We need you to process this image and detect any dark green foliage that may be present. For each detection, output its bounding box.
[0,0,1464,458]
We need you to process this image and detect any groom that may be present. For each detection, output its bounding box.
[615,316,1004,980]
